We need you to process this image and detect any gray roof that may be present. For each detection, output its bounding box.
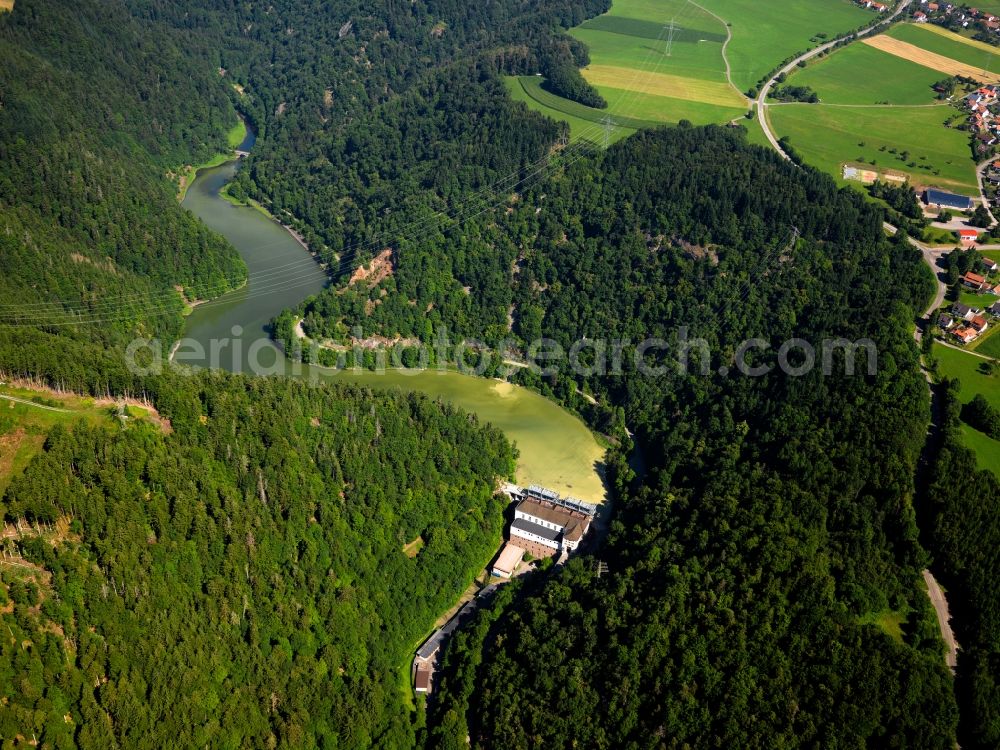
[925,189,973,210]
[511,518,560,542]
[954,303,973,316]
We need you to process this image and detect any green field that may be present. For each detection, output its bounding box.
[934,342,1000,474]
[887,23,1000,74]
[508,0,874,142]
[769,102,978,194]
[935,341,1000,409]
[226,116,247,148]
[959,422,1000,475]
[700,0,873,92]
[786,42,946,104]
[958,288,999,309]
[972,327,1000,359]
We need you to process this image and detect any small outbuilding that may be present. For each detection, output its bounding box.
[490,543,525,579]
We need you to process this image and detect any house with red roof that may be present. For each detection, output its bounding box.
[964,270,989,289]
[958,229,980,246]
[953,326,979,344]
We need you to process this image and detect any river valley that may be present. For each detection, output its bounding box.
[180,145,608,502]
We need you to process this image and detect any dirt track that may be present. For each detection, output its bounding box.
[923,569,959,671]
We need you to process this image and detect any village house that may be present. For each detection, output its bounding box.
[982,257,999,272]
[954,302,976,320]
[971,314,990,333]
[959,229,980,246]
[990,300,1000,315]
[939,312,956,329]
[964,270,989,289]
[953,326,979,344]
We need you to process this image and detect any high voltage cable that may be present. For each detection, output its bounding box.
[0,6,689,327]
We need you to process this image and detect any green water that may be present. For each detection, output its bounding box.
[180,158,607,502]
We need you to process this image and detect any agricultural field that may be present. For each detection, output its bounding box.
[784,41,948,104]
[884,23,1000,77]
[769,21,996,193]
[506,76,638,144]
[508,0,870,142]
[700,0,872,92]
[935,342,1000,407]
[769,102,978,193]
[959,422,1000,475]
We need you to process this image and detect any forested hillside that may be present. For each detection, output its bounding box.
[0,372,514,747]
[0,0,245,357]
[0,0,990,747]
[922,380,1000,750]
[131,0,612,339]
[426,127,960,748]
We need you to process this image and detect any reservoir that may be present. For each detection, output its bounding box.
[180,146,607,502]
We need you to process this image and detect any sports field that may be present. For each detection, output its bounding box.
[769,102,978,193]
[508,0,869,142]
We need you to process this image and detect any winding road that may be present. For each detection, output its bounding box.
[750,0,964,677]
[756,0,913,156]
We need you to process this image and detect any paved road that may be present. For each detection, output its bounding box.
[756,0,913,157]
[882,222,949,342]
[923,569,959,672]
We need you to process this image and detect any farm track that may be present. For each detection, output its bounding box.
[0,394,68,413]
[687,0,750,106]
[768,101,947,108]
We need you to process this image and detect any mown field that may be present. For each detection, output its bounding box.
[786,41,946,104]
[886,22,1000,74]
[701,0,872,92]
[509,0,869,142]
[769,102,978,193]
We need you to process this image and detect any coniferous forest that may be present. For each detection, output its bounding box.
[0,0,997,747]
